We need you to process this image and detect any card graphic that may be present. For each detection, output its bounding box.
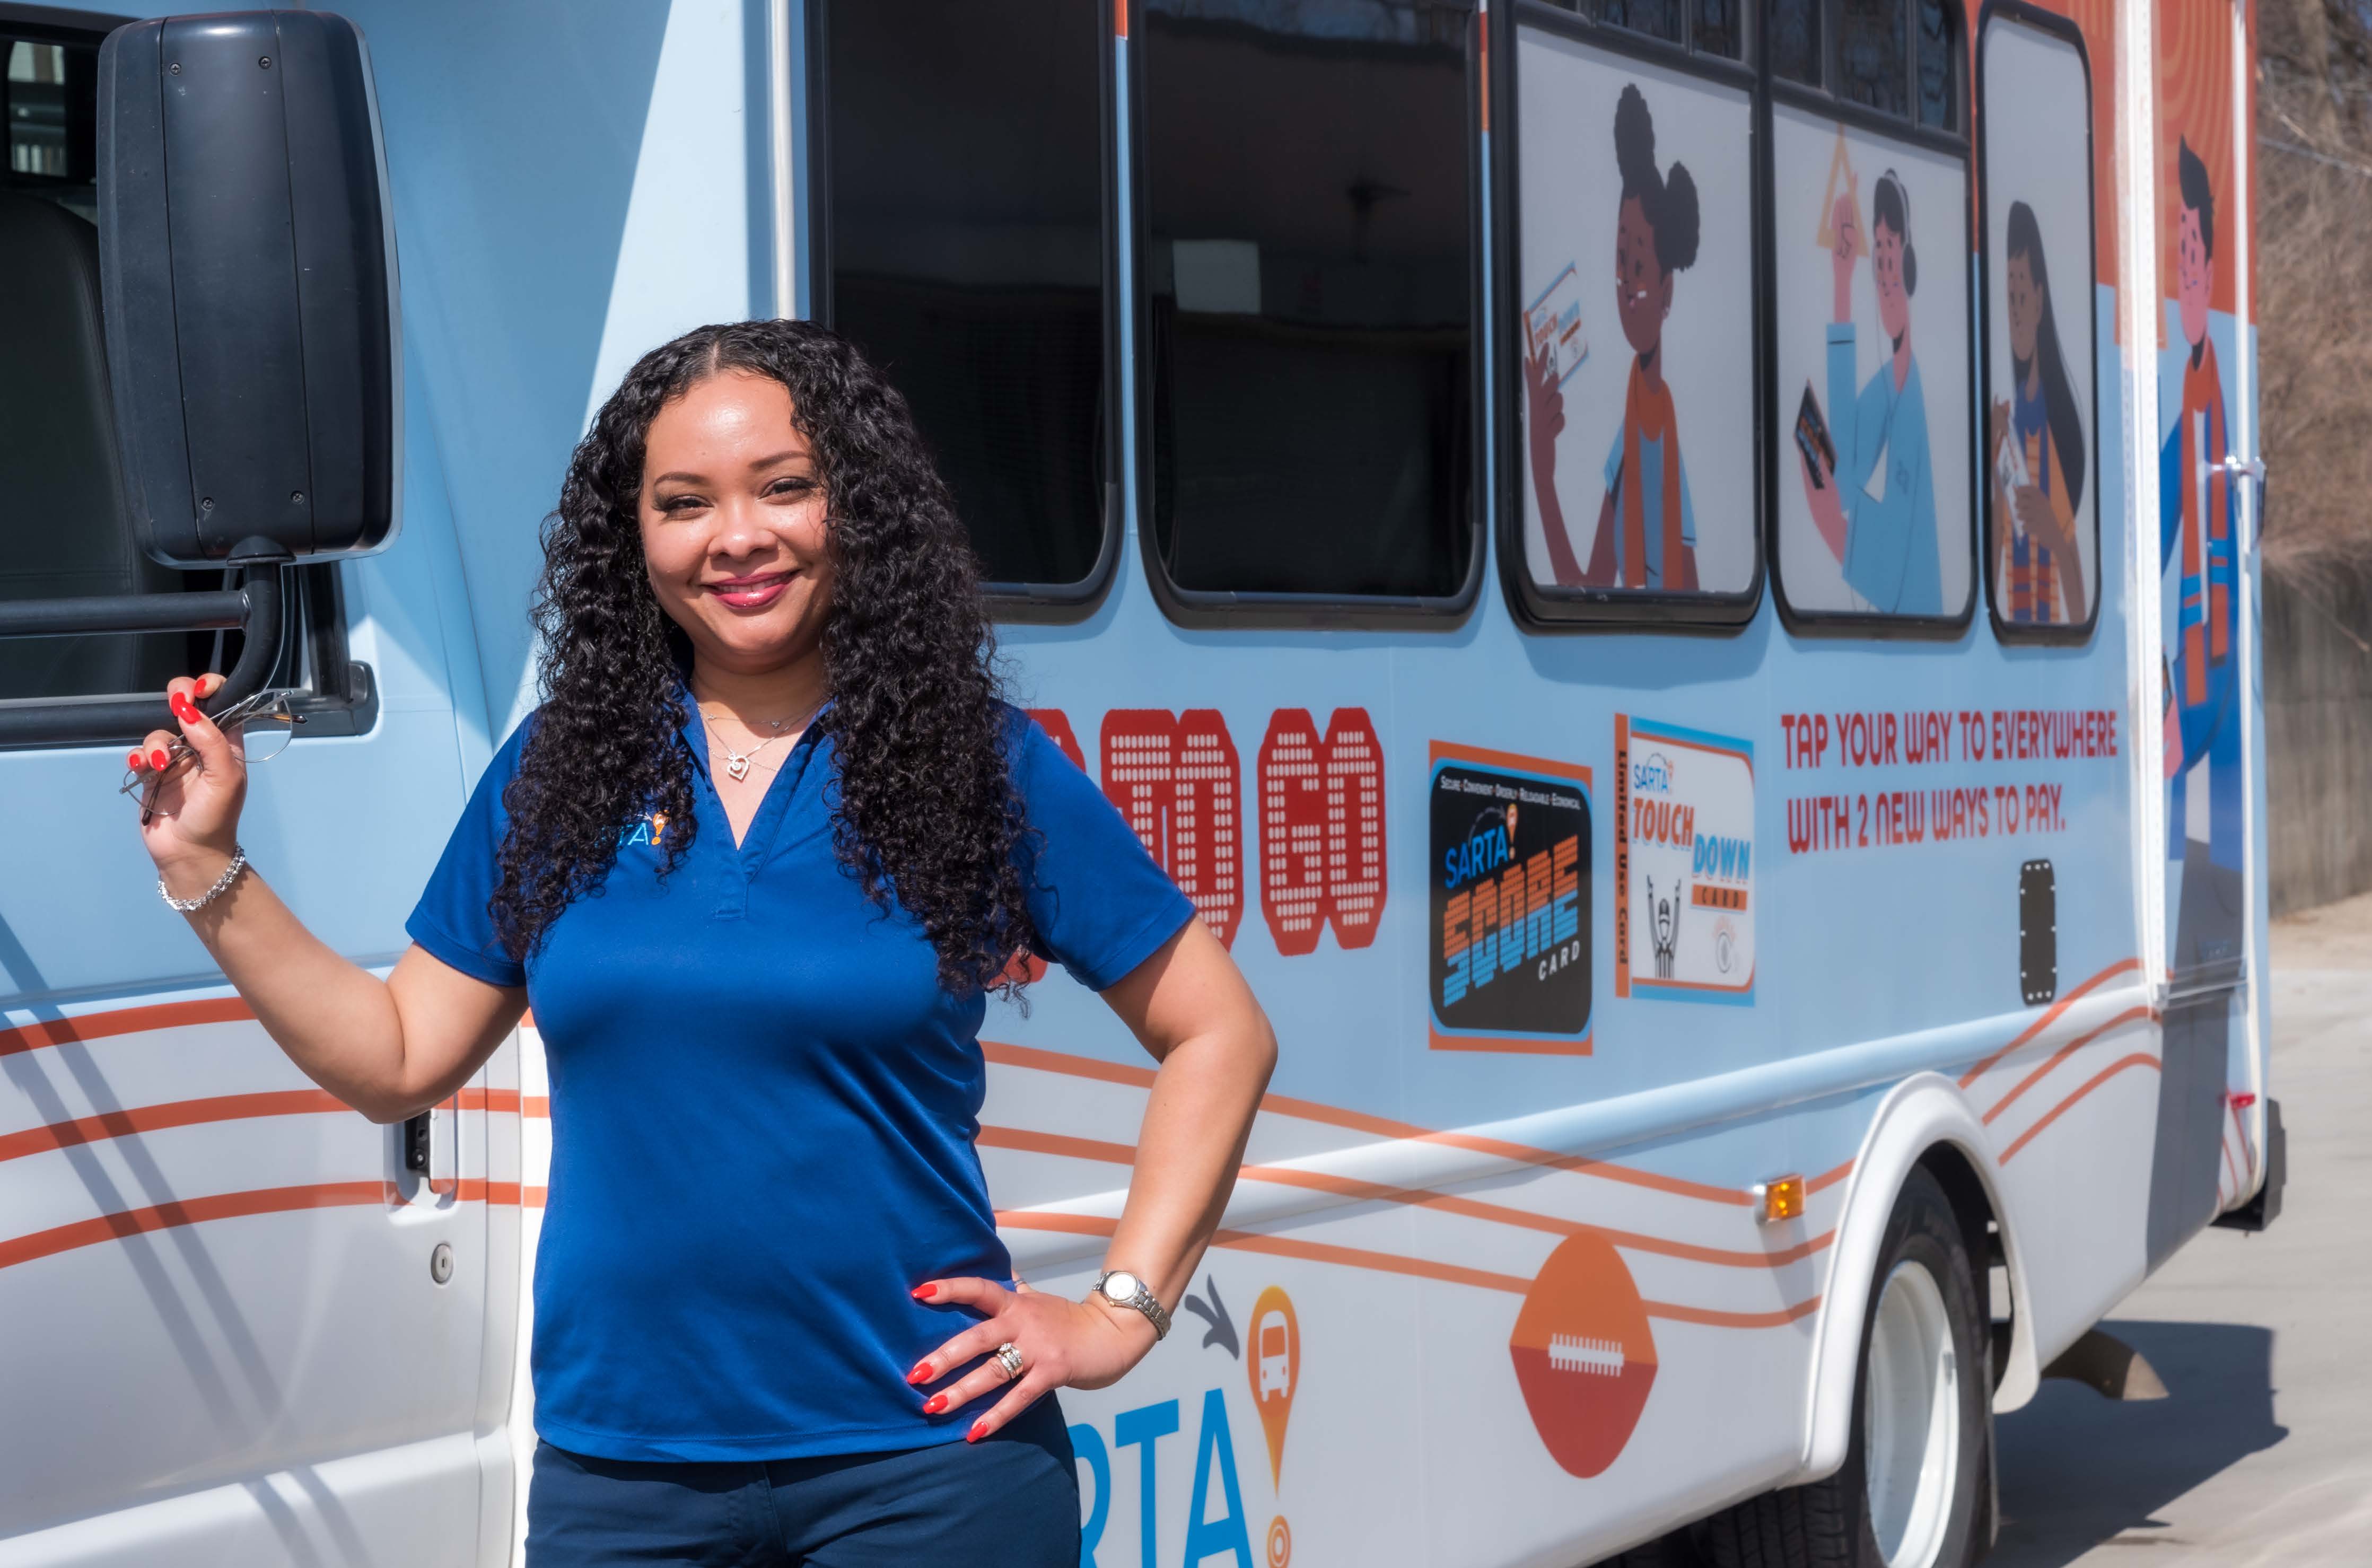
[1524,261,1589,388]
[1614,715,1754,1002]
[1429,742,1592,1054]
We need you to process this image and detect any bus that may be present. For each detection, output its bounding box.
[0,1,2281,1565]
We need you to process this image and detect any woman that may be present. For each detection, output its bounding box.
[125,320,1276,1565]
[1990,199,2088,624]
[1798,169,1944,615]
[1526,82,1702,591]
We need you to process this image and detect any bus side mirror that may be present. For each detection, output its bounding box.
[97,10,399,568]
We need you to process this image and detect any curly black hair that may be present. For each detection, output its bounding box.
[1613,83,1700,275]
[488,319,1035,997]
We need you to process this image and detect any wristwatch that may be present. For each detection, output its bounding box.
[1090,1269,1171,1342]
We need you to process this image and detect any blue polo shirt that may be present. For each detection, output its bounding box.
[406,699,1194,1463]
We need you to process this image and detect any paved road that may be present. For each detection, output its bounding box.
[1990,893,2372,1566]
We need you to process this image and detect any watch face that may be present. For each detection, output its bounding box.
[1101,1272,1141,1301]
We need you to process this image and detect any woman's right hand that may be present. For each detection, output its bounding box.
[128,672,245,891]
[1831,193,1860,322]
[1523,341,1564,488]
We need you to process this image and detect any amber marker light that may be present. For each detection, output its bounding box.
[1753,1175,1806,1224]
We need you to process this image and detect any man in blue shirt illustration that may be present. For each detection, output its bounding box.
[1797,169,1944,615]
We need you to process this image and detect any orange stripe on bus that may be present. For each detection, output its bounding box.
[1209,1228,1535,1295]
[1981,1006,2155,1126]
[978,1125,1834,1269]
[1643,1294,1823,1329]
[0,1089,348,1164]
[1998,1055,2163,1163]
[981,1040,1752,1206]
[0,1181,385,1271]
[1956,958,2144,1087]
[1009,1219,1825,1327]
[456,1088,519,1113]
[0,996,252,1059]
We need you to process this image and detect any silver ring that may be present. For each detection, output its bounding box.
[994,1342,1025,1382]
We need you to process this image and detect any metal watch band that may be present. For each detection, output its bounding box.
[1092,1271,1171,1342]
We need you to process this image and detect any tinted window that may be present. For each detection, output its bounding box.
[1138,0,1475,601]
[1916,0,1958,129]
[821,0,1108,589]
[1594,0,1684,45]
[1693,0,1743,59]
[1514,30,1760,608]
[1769,0,1822,86]
[1835,0,1907,116]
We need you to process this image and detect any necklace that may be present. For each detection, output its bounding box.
[697,697,821,783]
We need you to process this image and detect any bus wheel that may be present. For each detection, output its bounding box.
[1696,1167,1990,1568]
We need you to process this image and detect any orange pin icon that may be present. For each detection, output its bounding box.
[1246,1285,1300,1487]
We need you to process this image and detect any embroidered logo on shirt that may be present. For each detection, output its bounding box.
[617,813,668,849]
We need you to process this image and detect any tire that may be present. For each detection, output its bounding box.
[1694,1167,1993,1568]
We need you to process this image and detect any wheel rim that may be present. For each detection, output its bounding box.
[1863,1259,1960,1568]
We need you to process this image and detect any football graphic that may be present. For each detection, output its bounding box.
[1507,1231,1657,1477]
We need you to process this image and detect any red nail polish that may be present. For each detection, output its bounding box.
[911,1284,935,1301]
[922,1394,949,1415]
[127,751,143,770]
[151,749,170,770]
[967,1420,987,1443]
[171,694,199,723]
[907,1362,931,1385]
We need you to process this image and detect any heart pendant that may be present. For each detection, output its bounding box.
[727,756,750,782]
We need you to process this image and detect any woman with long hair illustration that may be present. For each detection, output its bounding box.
[1526,83,1702,590]
[1798,168,1943,615]
[1990,200,2088,623]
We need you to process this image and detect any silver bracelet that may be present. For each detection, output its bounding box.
[160,845,247,914]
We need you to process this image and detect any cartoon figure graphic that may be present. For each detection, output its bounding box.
[1645,873,1685,979]
[2160,136,2243,973]
[1990,200,2088,624]
[1527,83,1703,591]
[1797,167,1944,615]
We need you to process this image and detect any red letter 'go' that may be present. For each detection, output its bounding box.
[1257,708,1387,956]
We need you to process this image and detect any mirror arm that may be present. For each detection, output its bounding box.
[0,537,291,750]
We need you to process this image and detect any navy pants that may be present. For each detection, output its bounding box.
[526,1397,1081,1567]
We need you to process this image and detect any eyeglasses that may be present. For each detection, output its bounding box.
[120,688,308,821]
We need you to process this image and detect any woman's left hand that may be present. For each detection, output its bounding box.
[906,1277,1158,1441]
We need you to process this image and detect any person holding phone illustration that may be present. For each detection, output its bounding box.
[2159,136,2243,974]
[1526,84,1702,591]
[1797,169,1943,615]
[1989,200,2088,624]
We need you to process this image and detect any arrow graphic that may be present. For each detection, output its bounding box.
[1180,1273,1239,1359]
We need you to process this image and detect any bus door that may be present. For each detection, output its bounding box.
[0,14,503,1563]
[2149,0,2272,1258]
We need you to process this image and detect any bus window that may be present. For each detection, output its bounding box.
[813,0,1114,601]
[1769,0,1822,87]
[1980,9,2098,638]
[1768,0,1974,632]
[1692,0,1744,61]
[0,34,183,702]
[1504,6,1761,626]
[1834,0,1907,118]
[1550,0,1741,60]
[1585,0,1683,47]
[1134,0,1478,613]
[1915,0,1960,130]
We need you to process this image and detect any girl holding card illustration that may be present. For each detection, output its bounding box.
[1989,200,2088,623]
[1797,168,1944,615]
[1525,83,1702,591]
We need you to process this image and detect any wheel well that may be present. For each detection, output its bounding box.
[1916,1142,2010,1388]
